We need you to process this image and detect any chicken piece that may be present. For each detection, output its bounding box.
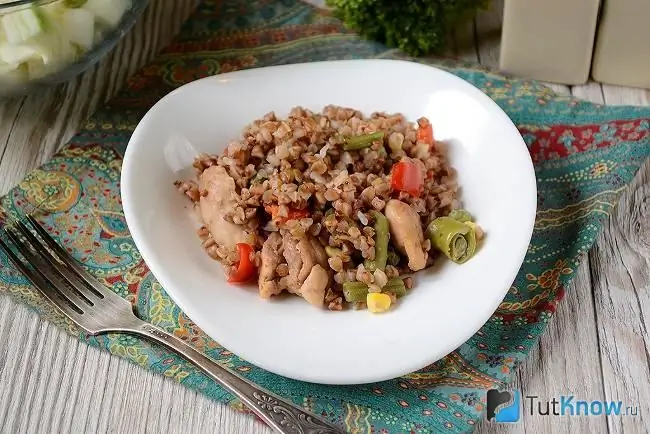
[283,234,310,290]
[385,199,427,271]
[282,233,324,287]
[282,232,331,307]
[296,237,319,282]
[198,166,250,251]
[308,237,329,269]
[297,264,328,307]
[258,233,283,299]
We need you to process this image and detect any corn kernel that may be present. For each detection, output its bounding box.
[367,293,392,313]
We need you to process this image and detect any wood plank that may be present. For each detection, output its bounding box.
[0,297,41,431]
[0,97,26,168]
[590,162,650,433]
[592,86,650,433]
[474,0,504,68]
[0,296,267,434]
[572,81,606,103]
[601,84,650,106]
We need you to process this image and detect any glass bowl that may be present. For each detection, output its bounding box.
[0,0,150,98]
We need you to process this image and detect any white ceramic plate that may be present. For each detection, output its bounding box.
[121,59,536,385]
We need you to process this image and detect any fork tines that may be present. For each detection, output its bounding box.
[0,215,129,332]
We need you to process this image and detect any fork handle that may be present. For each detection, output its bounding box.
[129,321,344,434]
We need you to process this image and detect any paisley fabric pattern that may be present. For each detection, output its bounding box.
[1,1,650,432]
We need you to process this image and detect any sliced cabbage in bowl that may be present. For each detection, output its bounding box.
[0,0,133,83]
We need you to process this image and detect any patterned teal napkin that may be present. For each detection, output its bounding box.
[1,1,649,432]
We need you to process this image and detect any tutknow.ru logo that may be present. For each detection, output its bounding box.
[486,389,639,423]
[487,389,521,423]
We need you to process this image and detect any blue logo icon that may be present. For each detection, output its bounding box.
[486,389,521,423]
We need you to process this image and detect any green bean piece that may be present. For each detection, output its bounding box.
[325,246,343,258]
[364,211,390,272]
[343,282,369,303]
[383,277,407,297]
[372,211,390,270]
[427,216,477,264]
[342,131,385,151]
[448,209,474,223]
[386,250,401,267]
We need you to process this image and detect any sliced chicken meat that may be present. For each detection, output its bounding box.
[258,232,283,299]
[282,233,310,290]
[298,264,329,307]
[198,165,251,251]
[385,199,427,271]
[281,232,331,307]
[308,237,329,269]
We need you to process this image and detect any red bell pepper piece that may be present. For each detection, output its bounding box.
[228,243,257,283]
[391,160,424,197]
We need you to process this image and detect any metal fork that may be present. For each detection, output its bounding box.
[0,215,344,434]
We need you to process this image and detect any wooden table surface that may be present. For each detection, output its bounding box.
[0,1,648,433]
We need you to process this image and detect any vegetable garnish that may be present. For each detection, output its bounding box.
[326,0,486,57]
[427,216,477,264]
[342,131,385,151]
[390,159,424,197]
[227,243,257,283]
